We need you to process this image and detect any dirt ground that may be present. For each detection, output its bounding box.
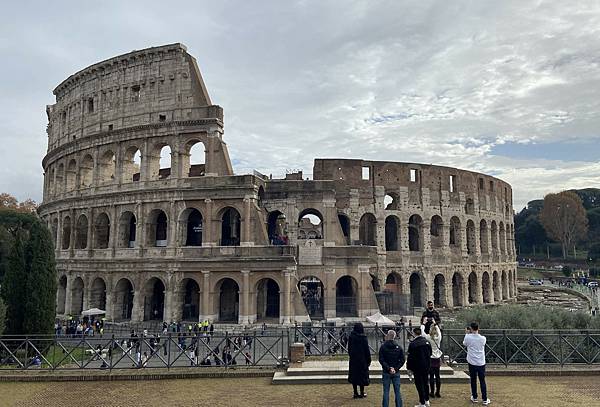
[0,376,598,407]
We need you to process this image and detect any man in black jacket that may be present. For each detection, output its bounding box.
[407,327,432,407]
[379,330,405,407]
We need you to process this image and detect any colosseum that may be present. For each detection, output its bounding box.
[38,43,518,325]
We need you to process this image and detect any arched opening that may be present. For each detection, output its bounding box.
[122,146,142,182]
[434,274,446,307]
[409,273,423,308]
[147,209,168,247]
[185,209,203,246]
[464,198,475,215]
[186,141,206,177]
[268,211,287,245]
[75,215,88,249]
[359,213,377,246]
[338,213,351,245]
[55,163,64,194]
[143,278,165,321]
[51,218,59,248]
[479,220,489,254]
[493,271,501,301]
[298,209,323,240]
[57,275,67,314]
[468,272,478,304]
[384,192,399,210]
[499,222,506,254]
[220,207,241,246]
[385,215,399,251]
[299,276,324,319]
[71,277,84,315]
[181,279,200,321]
[98,151,116,184]
[66,159,77,191]
[118,211,137,248]
[61,216,71,250]
[114,278,134,320]
[449,216,461,251]
[217,278,239,322]
[79,154,94,188]
[94,213,110,249]
[408,215,423,252]
[466,220,476,255]
[90,278,106,310]
[501,271,509,300]
[256,278,280,320]
[336,276,358,317]
[452,273,464,307]
[158,145,172,179]
[430,215,444,250]
[381,272,406,314]
[491,221,498,252]
[47,167,56,196]
[482,272,492,303]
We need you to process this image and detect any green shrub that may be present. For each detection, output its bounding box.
[562,265,572,277]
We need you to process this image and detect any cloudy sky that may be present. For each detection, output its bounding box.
[1,0,599,210]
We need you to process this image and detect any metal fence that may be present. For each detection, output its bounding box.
[2,327,600,371]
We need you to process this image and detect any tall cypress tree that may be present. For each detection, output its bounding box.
[0,230,27,334]
[23,220,57,335]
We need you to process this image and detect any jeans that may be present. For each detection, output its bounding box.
[413,371,429,404]
[468,363,487,400]
[382,372,402,407]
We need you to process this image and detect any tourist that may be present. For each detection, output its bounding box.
[422,320,442,398]
[421,301,441,325]
[141,351,148,368]
[348,322,371,399]
[406,327,432,407]
[463,322,490,405]
[378,329,405,407]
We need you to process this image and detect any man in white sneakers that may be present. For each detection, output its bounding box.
[463,322,490,405]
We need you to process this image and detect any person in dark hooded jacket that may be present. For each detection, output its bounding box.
[347,322,371,398]
[379,329,405,407]
[407,327,432,407]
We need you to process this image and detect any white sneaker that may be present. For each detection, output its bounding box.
[471,396,479,403]
[414,405,426,407]
[482,399,491,405]
[425,402,431,407]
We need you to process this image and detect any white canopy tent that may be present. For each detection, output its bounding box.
[81,308,106,316]
[366,312,395,326]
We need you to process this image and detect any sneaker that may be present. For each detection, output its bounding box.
[471,396,479,403]
[425,401,431,407]
[414,405,426,407]
[482,400,491,405]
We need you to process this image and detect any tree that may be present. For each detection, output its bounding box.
[0,297,6,335]
[0,229,27,334]
[0,193,38,213]
[540,191,588,259]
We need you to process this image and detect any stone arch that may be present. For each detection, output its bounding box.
[468,272,478,304]
[113,278,134,320]
[501,270,509,299]
[122,146,142,183]
[409,272,424,308]
[466,219,476,255]
[147,209,168,247]
[94,212,110,249]
[452,272,465,306]
[79,154,94,188]
[90,277,107,310]
[55,163,64,194]
[216,278,240,322]
[98,150,116,184]
[384,192,399,210]
[51,218,59,248]
[61,216,71,250]
[493,270,501,301]
[449,216,461,250]
[268,210,287,245]
[434,274,447,307]
[337,213,351,245]
[180,208,203,246]
[479,219,489,254]
[220,207,241,246]
[482,272,492,303]
[184,140,206,177]
[359,213,377,246]
[499,222,506,254]
[336,275,358,317]
[143,277,166,321]
[385,272,403,293]
[57,275,67,314]
[464,197,475,215]
[491,221,498,252]
[430,215,444,250]
[299,276,324,319]
[298,208,323,240]
[48,166,56,196]
[75,214,88,249]
[408,214,423,252]
[256,278,280,320]
[181,278,200,321]
[71,277,84,315]
[66,159,77,191]
[148,142,172,180]
[117,211,137,248]
[385,215,399,251]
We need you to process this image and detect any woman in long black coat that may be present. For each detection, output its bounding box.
[347,322,371,398]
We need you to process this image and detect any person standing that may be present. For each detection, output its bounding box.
[348,322,371,399]
[406,327,432,407]
[422,320,442,398]
[421,301,441,325]
[378,329,405,407]
[463,322,490,405]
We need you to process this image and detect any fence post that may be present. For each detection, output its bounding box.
[559,331,563,367]
[167,333,171,370]
[503,330,508,367]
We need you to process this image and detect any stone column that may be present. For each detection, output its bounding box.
[131,284,144,322]
[444,279,454,308]
[460,222,468,258]
[168,201,177,249]
[323,199,337,247]
[201,271,212,321]
[241,197,253,246]
[324,268,336,318]
[240,270,250,324]
[423,219,432,259]
[110,205,118,257]
[476,273,484,304]
[56,213,63,253]
[82,276,91,312]
[461,277,469,306]
[105,284,113,321]
[69,209,75,257]
[64,274,73,315]
[86,209,93,256]
[282,270,292,324]
[163,272,174,322]
[203,199,213,246]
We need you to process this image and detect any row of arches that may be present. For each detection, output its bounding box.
[45,140,207,197]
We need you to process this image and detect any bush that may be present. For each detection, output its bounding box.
[589,242,600,262]
[562,265,572,277]
[0,298,5,335]
[590,268,600,278]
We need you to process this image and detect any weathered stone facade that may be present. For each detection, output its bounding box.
[38,43,517,325]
